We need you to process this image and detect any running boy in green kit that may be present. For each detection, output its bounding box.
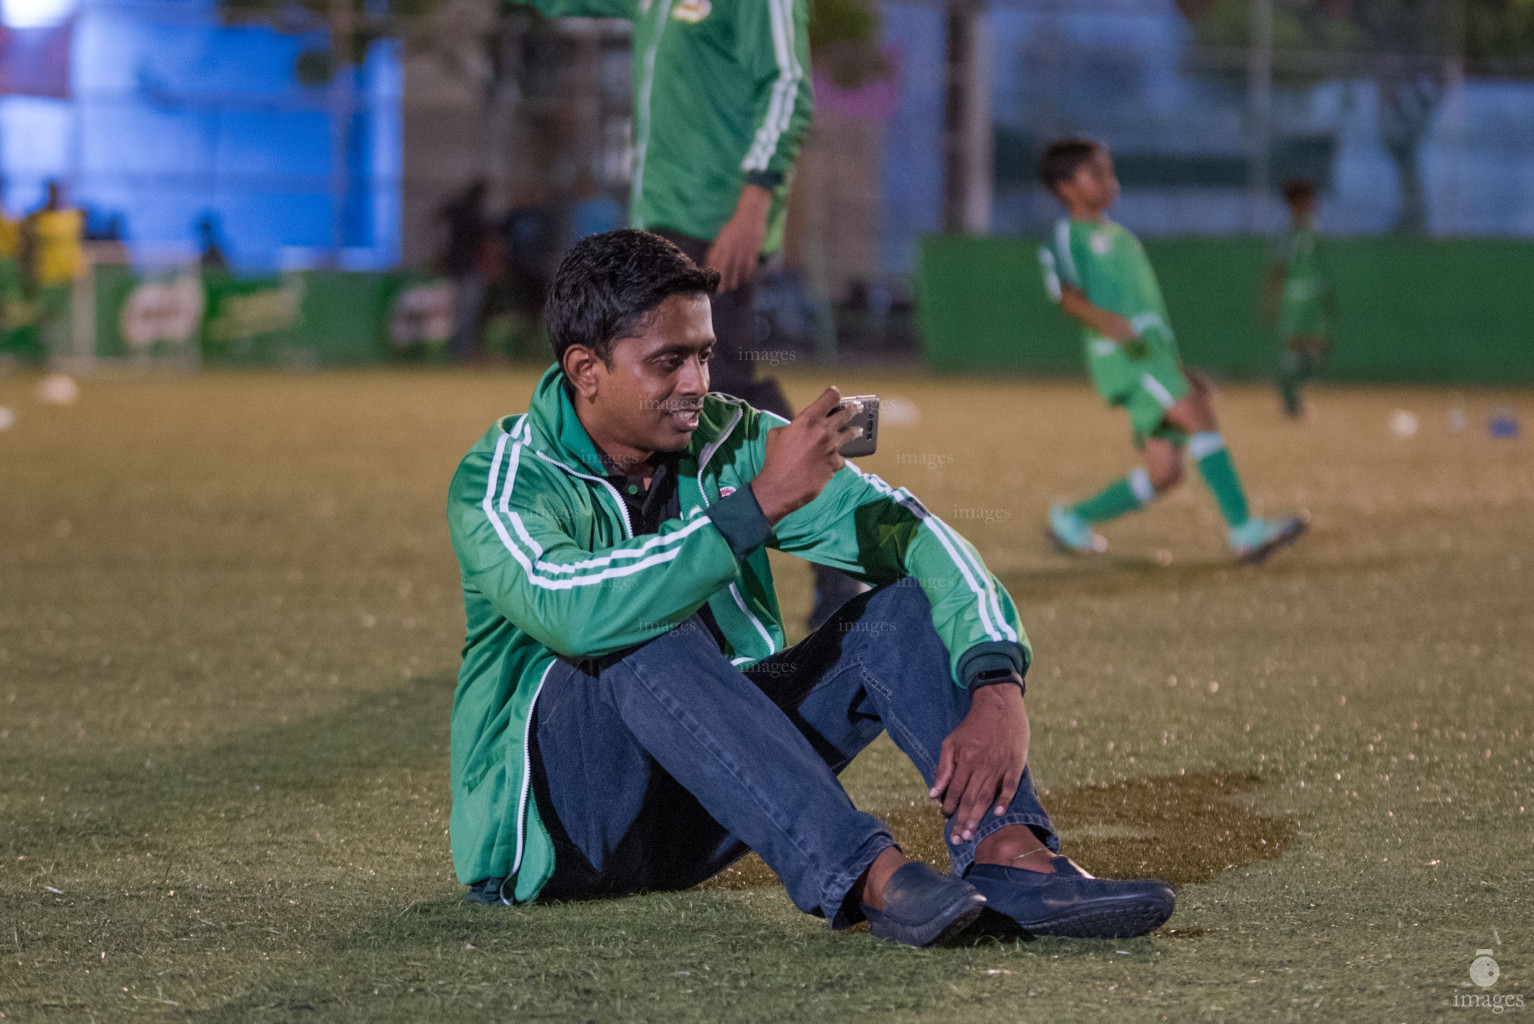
[1037,138,1307,563]
[1263,179,1335,419]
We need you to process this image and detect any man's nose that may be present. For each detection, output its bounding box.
[677,353,709,395]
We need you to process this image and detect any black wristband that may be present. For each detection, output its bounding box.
[708,486,772,559]
[744,170,784,190]
[969,668,1025,696]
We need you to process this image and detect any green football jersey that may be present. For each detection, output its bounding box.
[1269,220,1333,340]
[1041,217,1179,401]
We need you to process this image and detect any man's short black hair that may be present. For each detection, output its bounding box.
[546,229,720,368]
[1039,137,1102,193]
[1282,178,1318,204]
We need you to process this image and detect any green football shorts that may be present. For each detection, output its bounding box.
[1114,356,1190,447]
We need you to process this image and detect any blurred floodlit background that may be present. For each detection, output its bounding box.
[0,0,1532,374]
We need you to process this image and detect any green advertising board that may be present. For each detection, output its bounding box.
[918,235,1534,385]
[0,255,43,361]
[62,267,456,368]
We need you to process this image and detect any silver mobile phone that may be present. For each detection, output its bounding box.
[837,395,879,458]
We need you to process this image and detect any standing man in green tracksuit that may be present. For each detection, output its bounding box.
[525,0,808,416]
[523,0,864,626]
[447,229,1175,947]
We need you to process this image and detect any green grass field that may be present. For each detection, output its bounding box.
[2,366,1530,1023]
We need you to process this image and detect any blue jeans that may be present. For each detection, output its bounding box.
[528,581,1057,927]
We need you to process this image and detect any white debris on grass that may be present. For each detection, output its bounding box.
[36,373,79,405]
[1388,409,1419,438]
[881,397,920,425]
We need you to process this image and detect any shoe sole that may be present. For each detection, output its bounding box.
[1018,889,1176,940]
[927,900,987,947]
[1237,517,1308,566]
[868,892,986,948]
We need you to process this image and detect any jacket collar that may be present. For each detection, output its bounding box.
[524,364,610,477]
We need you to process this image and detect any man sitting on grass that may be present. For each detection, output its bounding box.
[446,229,1175,946]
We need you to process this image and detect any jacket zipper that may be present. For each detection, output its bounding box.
[696,403,743,480]
[694,403,776,659]
[533,450,634,539]
[504,660,555,904]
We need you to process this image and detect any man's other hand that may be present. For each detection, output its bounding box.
[930,683,1030,843]
[750,387,859,524]
[706,185,772,292]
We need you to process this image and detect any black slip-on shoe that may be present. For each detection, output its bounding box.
[965,857,1174,939]
[861,862,986,947]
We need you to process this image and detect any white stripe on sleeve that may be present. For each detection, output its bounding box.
[854,468,1017,644]
[480,424,714,590]
[741,0,803,173]
[1053,219,1080,287]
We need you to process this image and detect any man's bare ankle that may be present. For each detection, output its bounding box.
[859,846,908,910]
[974,825,1056,873]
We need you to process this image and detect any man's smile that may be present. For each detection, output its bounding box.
[662,401,703,429]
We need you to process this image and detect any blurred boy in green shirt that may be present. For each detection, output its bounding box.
[1263,179,1335,419]
[1037,138,1306,564]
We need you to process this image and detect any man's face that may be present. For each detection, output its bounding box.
[1060,150,1120,215]
[574,292,715,461]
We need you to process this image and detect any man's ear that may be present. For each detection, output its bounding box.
[562,345,604,400]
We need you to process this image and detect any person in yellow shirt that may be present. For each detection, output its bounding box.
[0,195,18,261]
[23,181,85,358]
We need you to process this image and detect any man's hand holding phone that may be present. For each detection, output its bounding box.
[751,388,864,525]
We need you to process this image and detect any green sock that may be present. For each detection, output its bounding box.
[1190,432,1250,527]
[1278,350,1311,416]
[1278,368,1303,416]
[1070,469,1152,524]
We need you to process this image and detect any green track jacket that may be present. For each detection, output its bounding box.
[446,365,1030,899]
[524,0,812,252]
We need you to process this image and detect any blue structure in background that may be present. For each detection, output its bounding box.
[0,0,401,272]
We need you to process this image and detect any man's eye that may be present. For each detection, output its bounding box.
[699,348,713,363]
